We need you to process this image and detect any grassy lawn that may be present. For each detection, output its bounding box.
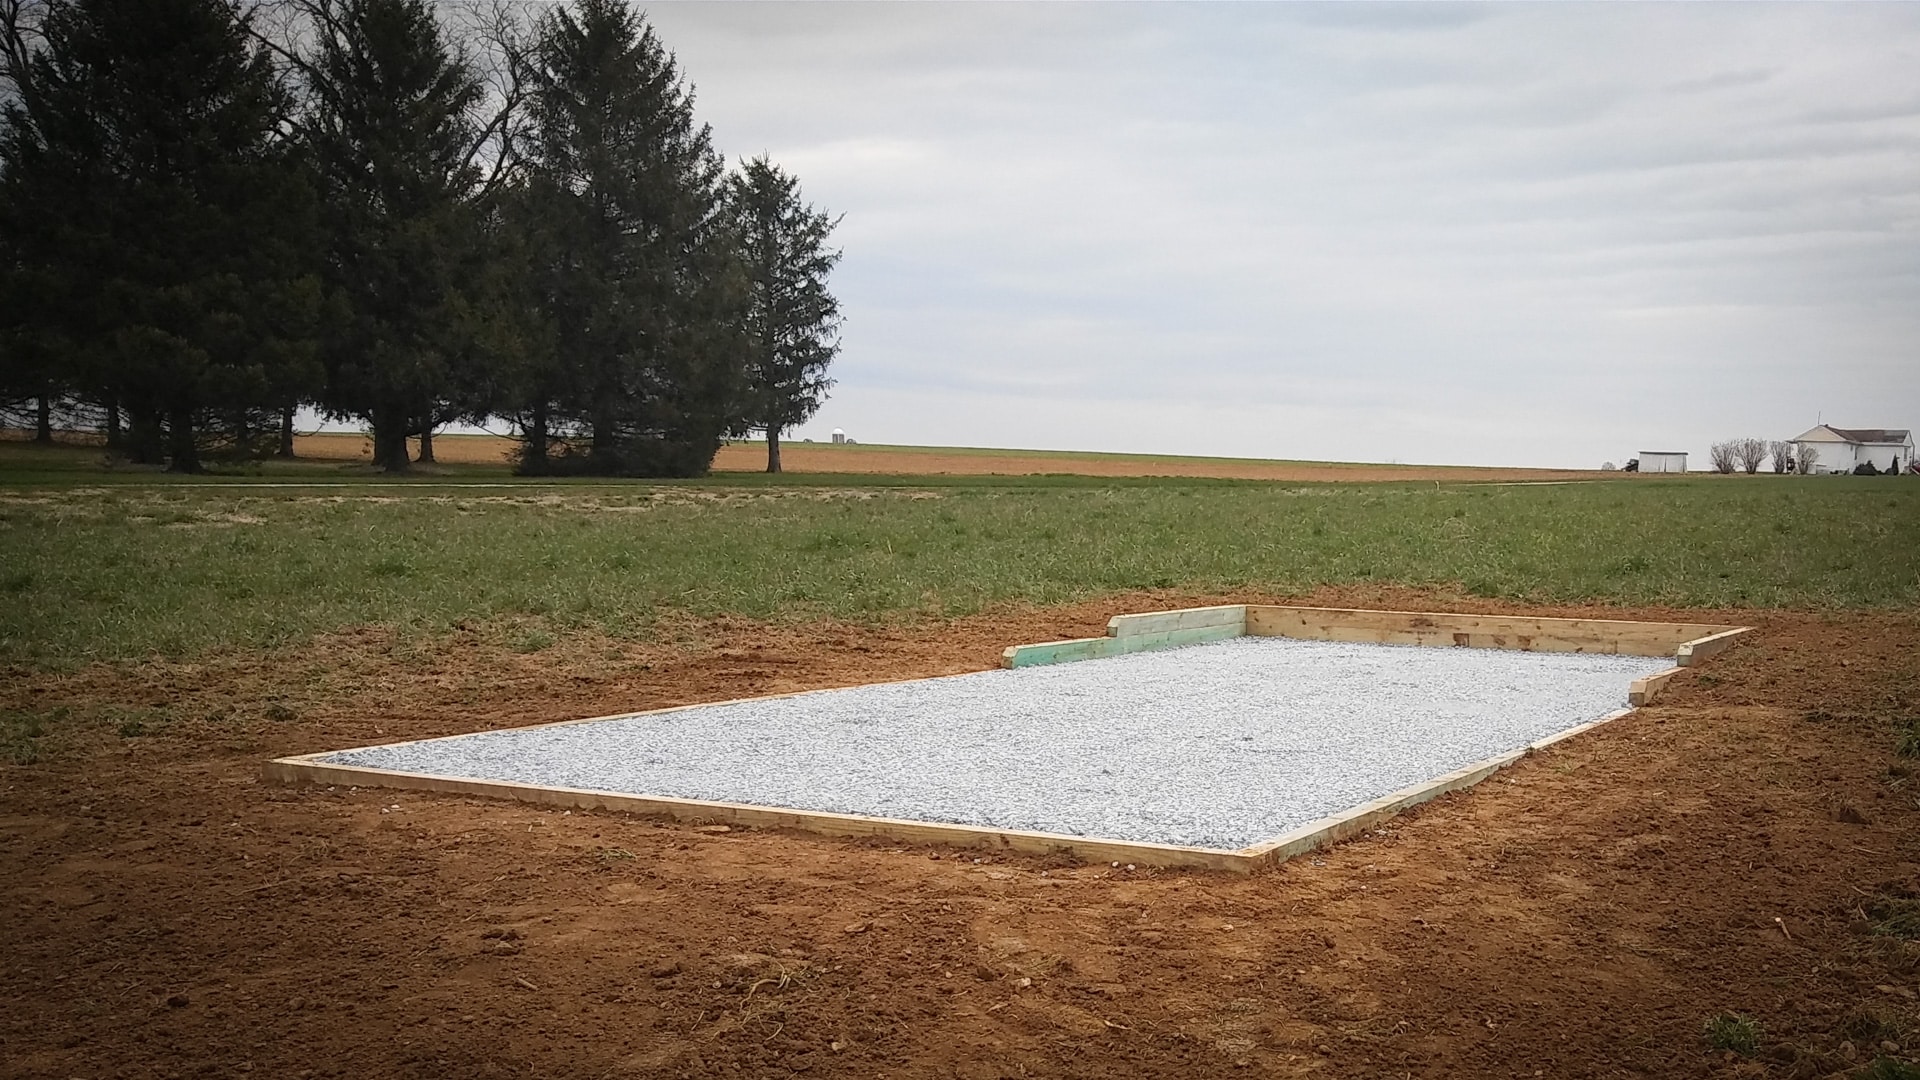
[4,465,1916,667]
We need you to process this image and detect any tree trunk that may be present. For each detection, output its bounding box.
[590,410,616,472]
[765,428,782,473]
[33,394,52,443]
[165,407,201,473]
[104,397,123,449]
[416,424,435,464]
[277,405,296,458]
[127,407,165,465]
[523,401,549,471]
[372,406,411,472]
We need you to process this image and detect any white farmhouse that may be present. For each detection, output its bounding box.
[1787,426,1913,474]
[1636,451,1688,473]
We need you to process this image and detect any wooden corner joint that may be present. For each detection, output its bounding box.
[1675,626,1755,667]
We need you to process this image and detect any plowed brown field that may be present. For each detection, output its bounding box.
[4,586,1917,1079]
[289,432,1600,483]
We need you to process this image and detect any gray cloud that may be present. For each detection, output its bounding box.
[637,2,1920,467]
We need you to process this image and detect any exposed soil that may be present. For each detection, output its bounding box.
[4,587,1919,1079]
[283,432,1603,484]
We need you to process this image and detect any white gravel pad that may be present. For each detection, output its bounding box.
[320,637,1672,851]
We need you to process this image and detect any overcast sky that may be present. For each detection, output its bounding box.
[624,4,1920,468]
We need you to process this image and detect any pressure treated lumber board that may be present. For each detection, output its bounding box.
[1106,605,1247,638]
[262,757,1261,872]
[1244,750,1528,865]
[999,623,1241,668]
[1629,667,1683,707]
[1240,707,1634,867]
[1677,627,1753,666]
[1244,605,1739,657]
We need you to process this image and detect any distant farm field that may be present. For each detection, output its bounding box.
[2,474,1914,666]
[284,431,1601,483]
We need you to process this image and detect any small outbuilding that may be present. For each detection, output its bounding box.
[1637,451,1688,474]
[1788,426,1913,474]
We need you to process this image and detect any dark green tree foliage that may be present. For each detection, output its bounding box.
[299,0,491,472]
[726,156,841,474]
[515,0,746,477]
[0,0,74,445]
[0,0,321,469]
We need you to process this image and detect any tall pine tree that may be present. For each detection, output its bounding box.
[514,0,746,477]
[0,0,320,470]
[726,156,841,474]
[297,0,492,472]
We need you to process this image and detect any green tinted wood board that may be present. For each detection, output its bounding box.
[1000,623,1244,668]
[1105,605,1247,638]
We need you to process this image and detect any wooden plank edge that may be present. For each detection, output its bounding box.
[1000,623,1242,668]
[278,666,1013,762]
[262,758,1260,873]
[1106,605,1247,638]
[1675,626,1754,667]
[1236,705,1639,866]
[1629,668,1682,707]
[1245,604,1739,637]
[1244,605,1742,658]
[1001,632,1110,667]
[1526,707,1634,752]
[1238,749,1527,865]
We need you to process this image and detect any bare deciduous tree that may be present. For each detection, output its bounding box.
[1736,437,1768,474]
[1709,441,1739,474]
[1769,440,1794,473]
[1796,442,1820,475]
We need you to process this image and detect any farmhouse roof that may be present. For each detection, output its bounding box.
[1829,427,1911,444]
[1792,425,1911,445]
[1637,450,1687,456]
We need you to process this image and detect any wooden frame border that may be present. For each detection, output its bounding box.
[1002,605,1749,668]
[268,606,1752,874]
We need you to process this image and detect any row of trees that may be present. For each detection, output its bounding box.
[1707,438,1816,475]
[0,0,842,474]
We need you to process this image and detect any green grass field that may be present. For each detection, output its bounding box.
[3,450,1916,667]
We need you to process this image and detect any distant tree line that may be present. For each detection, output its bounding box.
[0,0,841,474]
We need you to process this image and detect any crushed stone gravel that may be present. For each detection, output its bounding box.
[320,636,1673,850]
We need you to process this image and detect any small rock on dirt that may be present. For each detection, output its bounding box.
[694,825,731,833]
[165,993,190,1008]
[649,961,682,978]
[1836,803,1870,825]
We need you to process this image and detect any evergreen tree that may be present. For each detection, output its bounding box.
[726,156,841,474]
[0,0,319,470]
[0,0,66,444]
[297,0,494,472]
[515,0,746,477]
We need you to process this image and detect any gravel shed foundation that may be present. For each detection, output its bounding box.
[267,606,1750,871]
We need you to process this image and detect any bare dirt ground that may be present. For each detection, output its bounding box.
[286,432,1602,484]
[4,586,1918,1079]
